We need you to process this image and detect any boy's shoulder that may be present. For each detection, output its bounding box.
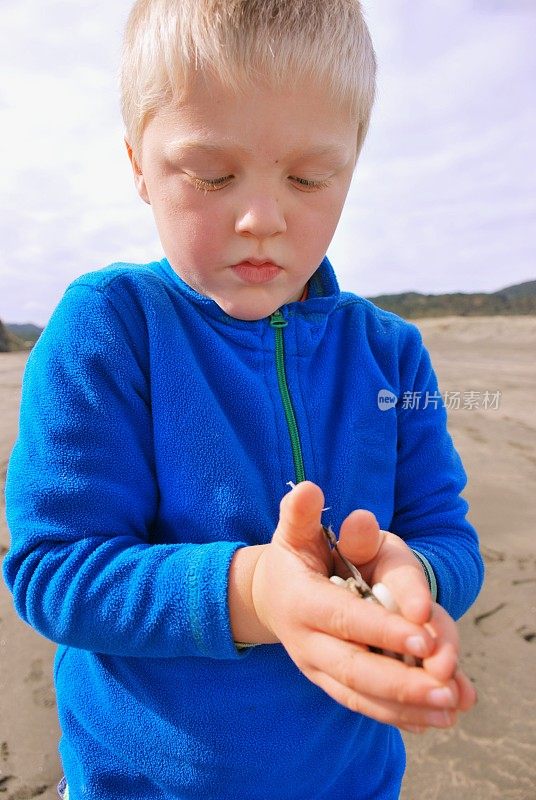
[337,289,424,350]
[58,260,177,329]
[334,290,430,387]
[34,262,167,360]
[65,260,163,295]
[38,261,171,353]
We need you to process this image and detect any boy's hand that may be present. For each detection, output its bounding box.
[251,481,476,733]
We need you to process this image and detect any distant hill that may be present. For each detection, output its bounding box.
[367,279,536,319]
[0,319,32,352]
[5,322,43,345]
[494,279,536,299]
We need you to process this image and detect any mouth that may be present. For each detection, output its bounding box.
[231,260,282,285]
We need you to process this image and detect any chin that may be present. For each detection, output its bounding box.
[215,297,280,322]
[222,306,276,322]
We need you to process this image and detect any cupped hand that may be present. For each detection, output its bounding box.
[251,481,476,732]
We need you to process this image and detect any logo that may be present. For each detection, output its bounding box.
[377,389,397,411]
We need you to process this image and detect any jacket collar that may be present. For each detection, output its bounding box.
[154,255,341,328]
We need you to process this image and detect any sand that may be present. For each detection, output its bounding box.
[1,316,535,799]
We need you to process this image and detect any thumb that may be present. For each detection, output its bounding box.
[336,509,384,571]
[274,481,325,550]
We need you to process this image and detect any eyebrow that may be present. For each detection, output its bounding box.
[164,138,350,162]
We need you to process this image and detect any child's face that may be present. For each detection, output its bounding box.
[128,74,358,320]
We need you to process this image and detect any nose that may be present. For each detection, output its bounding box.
[235,191,287,239]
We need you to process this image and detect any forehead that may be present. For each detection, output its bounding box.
[162,138,352,166]
[143,72,357,163]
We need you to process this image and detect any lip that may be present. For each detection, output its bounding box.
[231,260,282,285]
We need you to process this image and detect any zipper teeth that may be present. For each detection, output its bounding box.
[271,312,306,484]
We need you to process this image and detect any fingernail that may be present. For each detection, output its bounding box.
[427,710,453,727]
[405,635,427,657]
[427,687,456,708]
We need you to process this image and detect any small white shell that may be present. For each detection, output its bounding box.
[329,575,348,587]
[371,582,399,613]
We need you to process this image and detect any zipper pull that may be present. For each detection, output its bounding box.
[270,310,288,328]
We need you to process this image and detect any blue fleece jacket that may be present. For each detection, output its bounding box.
[3,256,483,799]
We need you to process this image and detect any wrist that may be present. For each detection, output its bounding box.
[228,544,279,646]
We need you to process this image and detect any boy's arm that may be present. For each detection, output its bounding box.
[390,324,485,620]
[2,283,251,660]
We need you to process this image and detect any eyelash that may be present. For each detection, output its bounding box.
[291,176,330,191]
[191,176,232,192]
[190,175,330,192]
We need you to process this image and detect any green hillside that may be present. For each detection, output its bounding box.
[367,279,536,318]
[0,319,30,352]
[5,322,43,345]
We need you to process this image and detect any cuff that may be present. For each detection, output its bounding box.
[410,549,438,602]
[187,540,252,659]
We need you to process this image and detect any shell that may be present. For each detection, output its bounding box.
[329,575,348,588]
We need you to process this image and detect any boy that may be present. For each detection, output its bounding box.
[3,1,484,798]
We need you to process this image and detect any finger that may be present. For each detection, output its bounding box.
[391,564,432,626]
[379,545,433,625]
[454,668,477,711]
[421,604,460,682]
[309,577,435,659]
[308,630,460,709]
[336,510,384,573]
[354,532,432,625]
[308,668,459,731]
[274,481,325,550]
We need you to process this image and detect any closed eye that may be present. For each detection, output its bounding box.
[191,175,234,192]
[289,176,331,191]
[190,174,331,193]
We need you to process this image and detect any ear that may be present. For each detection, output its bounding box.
[125,138,151,205]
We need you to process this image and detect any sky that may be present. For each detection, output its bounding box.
[0,0,535,326]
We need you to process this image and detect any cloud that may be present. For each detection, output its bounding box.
[329,0,536,296]
[0,1,152,325]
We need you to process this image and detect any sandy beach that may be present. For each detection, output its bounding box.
[1,316,535,799]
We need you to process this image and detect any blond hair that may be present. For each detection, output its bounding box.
[120,0,376,160]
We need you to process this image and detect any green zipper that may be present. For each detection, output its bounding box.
[270,311,306,484]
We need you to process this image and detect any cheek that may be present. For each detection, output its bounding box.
[182,206,229,255]
[153,191,226,248]
[168,214,230,283]
[296,207,341,254]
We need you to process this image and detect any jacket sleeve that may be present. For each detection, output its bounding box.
[390,322,485,620]
[2,281,246,659]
